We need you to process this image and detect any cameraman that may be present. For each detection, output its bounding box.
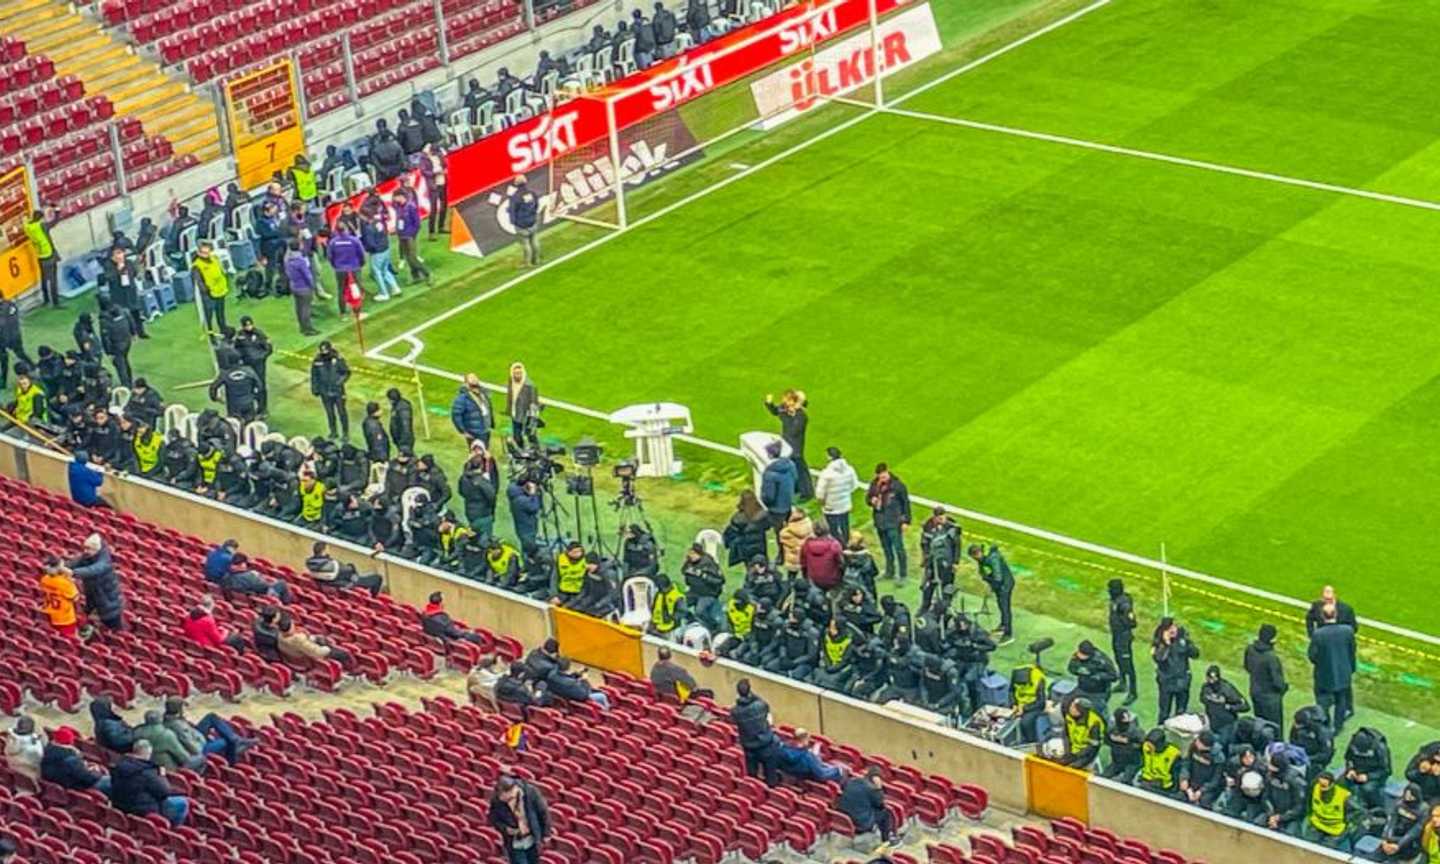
[919,507,959,613]
[949,612,996,713]
[968,543,1015,645]
[507,476,542,555]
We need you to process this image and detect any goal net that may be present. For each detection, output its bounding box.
[446,0,945,254]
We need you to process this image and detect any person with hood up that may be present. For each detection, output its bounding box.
[1151,617,1199,722]
[70,533,123,630]
[67,448,105,508]
[110,739,190,826]
[1101,707,1143,782]
[759,441,797,551]
[40,725,109,792]
[1244,622,1289,735]
[1341,726,1392,809]
[1068,640,1119,718]
[1372,782,1426,861]
[90,696,134,753]
[4,716,43,782]
[1260,751,1307,835]
[1199,664,1250,746]
[384,386,415,452]
[1178,730,1224,808]
[368,119,407,181]
[1290,704,1336,781]
[1107,578,1139,706]
[731,679,781,786]
[396,108,425,156]
[813,445,859,543]
[867,462,911,583]
[630,8,657,68]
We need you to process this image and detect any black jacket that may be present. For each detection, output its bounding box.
[544,669,593,703]
[72,545,124,625]
[1068,650,1119,696]
[722,511,768,567]
[1152,633,1199,688]
[866,475,910,529]
[0,298,21,348]
[1199,677,1249,731]
[126,387,164,427]
[1305,599,1357,637]
[731,692,776,751]
[40,744,104,789]
[234,328,273,368]
[1244,639,1288,699]
[101,257,142,311]
[209,366,261,414]
[495,674,533,707]
[488,781,550,843]
[1308,624,1356,694]
[1108,590,1137,646]
[389,395,415,450]
[458,461,498,522]
[362,415,390,462]
[836,777,886,833]
[652,7,677,43]
[310,353,350,398]
[109,755,173,815]
[682,552,725,599]
[99,307,134,357]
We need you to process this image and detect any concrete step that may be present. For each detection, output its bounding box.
[0,0,51,22]
[82,56,150,94]
[136,95,211,131]
[34,31,109,66]
[24,19,100,54]
[55,42,131,79]
[0,4,71,41]
[112,79,187,113]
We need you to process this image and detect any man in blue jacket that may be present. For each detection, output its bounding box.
[68,449,106,508]
[360,212,400,301]
[508,176,540,266]
[450,373,494,447]
[508,478,542,555]
[394,187,430,284]
[759,440,796,556]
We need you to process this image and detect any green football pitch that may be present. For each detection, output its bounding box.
[378,0,1440,633]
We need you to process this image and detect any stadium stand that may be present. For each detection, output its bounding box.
[0,471,522,708]
[0,0,220,162]
[0,34,195,218]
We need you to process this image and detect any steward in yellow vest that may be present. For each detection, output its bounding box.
[1305,771,1359,848]
[1136,729,1181,793]
[289,155,318,203]
[299,475,327,524]
[6,372,45,426]
[726,591,756,639]
[485,539,521,587]
[1059,697,1105,770]
[649,573,685,636]
[1012,664,1047,743]
[132,424,162,476]
[553,541,587,600]
[195,441,223,487]
[813,617,854,690]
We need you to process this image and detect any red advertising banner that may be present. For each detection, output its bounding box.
[447,0,907,207]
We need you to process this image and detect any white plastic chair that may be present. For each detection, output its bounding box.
[696,528,723,563]
[242,420,268,453]
[447,107,474,146]
[226,202,256,243]
[619,576,656,630]
[473,99,499,137]
[288,435,313,456]
[344,169,373,196]
[401,486,430,536]
[679,623,712,651]
[201,211,225,242]
[613,42,634,80]
[180,412,200,445]
[502,88,526,127]
[365,461,388,498]
[161,403,188,438]
[109,386,131,414]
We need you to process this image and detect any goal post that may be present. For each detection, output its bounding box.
[444,0,942,254]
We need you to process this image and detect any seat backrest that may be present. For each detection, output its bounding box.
[621,576,655,620]
[242,420,269,452]
[614,41,631,67]
[504,87,523,114]
[540,68,558,96]
[109,385,131,413]
[180,411,200,444]
[695,528,722,561]
[161,402,188,437]
[288,434,312,455]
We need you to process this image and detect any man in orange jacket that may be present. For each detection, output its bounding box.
[39,555,80,638]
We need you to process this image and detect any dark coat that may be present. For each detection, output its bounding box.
[1244,639,1288,699]
[459,462,499,522]
[867,475,911,529]
[759,457,796,516]
[507,481,540,538]
[362,415,390,462]
[1308,624,1356,693]
[389,395,415,450]
[730,692,775,752]
[1305,599,1357,637]
[1152,633,1199,689]
[450,386,494,439]
[544,669,593,703]
[71,544,124,623]
[836,777,886,833]
[109,755,173,815]
[40,744,104,789]
[1199,677,1249,731]
[100,257,142,311]
[90,699,134,752]
[0,299,21,348]
[488,781,550,844]
[310,353,349,398]
[722,511,768,566]
[99,307,134,358]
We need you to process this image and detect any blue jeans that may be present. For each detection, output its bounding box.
[876,524,907,580]
[224,571,292,604]
[160,796,189,827]
[587,691,611,711]
[369,248,399,298]
[95,776,112,796]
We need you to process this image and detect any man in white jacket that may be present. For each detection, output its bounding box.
[5,716,44,783]
[813,447,860,545]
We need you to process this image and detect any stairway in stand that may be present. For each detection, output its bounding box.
[0,0,220,163]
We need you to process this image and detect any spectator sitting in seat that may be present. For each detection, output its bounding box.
[163,697,254,767]
[544,657,610,711]
[110,739,190,827]
[838,767,898,845]
[778,728,845,782]
[277,611,354,668]
[132,709,194,771]
[252,606,283,661]
[205,540,293,603]
[304,541,383,597]
[524,638,562,681]
[650,646,710,702]
[496,661,537,711]
[468,654,503,710]
[40,726,109,793]
[182,594,247,651]
[89,696,134,754]
[421,591,486,644]
[4,716,44,783]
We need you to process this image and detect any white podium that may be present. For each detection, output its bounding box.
[739,431,791,498]
[609,403,694,477]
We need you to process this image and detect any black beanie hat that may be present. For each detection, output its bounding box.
[1258,623,1277,644]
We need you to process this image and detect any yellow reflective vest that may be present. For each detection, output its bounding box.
[300,479,327,523]
[133,431,161,474]
[22,216,53,259]
[555,552,586,595]
[12,382,44,424]
[727,599,755,638]
[193,255,228,299]
[1423,830,1440,864]
[1309,783,1350,837]
[196,449,222,484]
[1013,666,1046,712]
[487,543,518,576]
[1139,742,1180,788]
[1065,709,1104,759]
[292,167,318,202]
[651,585,684,633]
[823,632,852,667]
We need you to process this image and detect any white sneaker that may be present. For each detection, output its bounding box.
[376,294,389,302]
[392,286,403,296]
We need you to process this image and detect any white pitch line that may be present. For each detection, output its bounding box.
[369,0,1110,361]
[887,0,1113,108]
[881,105,1440,212]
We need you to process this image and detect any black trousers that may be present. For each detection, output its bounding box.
[993,585,1013,636]
[503,846,540,864]
[428,185,447,235]
[321,395,349,439]
[39,257,59,306]
[824,512,850,546]
[247,360,268,413]
[127,307,147,337]
[1158,684,1189,722]
[109,349,133,387]
[1253,691,1284,736]
[743,743,780,787]
[0,339,34,386]
[1113,639,1137,697]
[203,294,227,334]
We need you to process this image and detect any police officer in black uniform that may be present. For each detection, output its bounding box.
[1107,578,1139,706]
[1068,639,1120,718]
[233,316,273,416]
[208,351,262,423]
